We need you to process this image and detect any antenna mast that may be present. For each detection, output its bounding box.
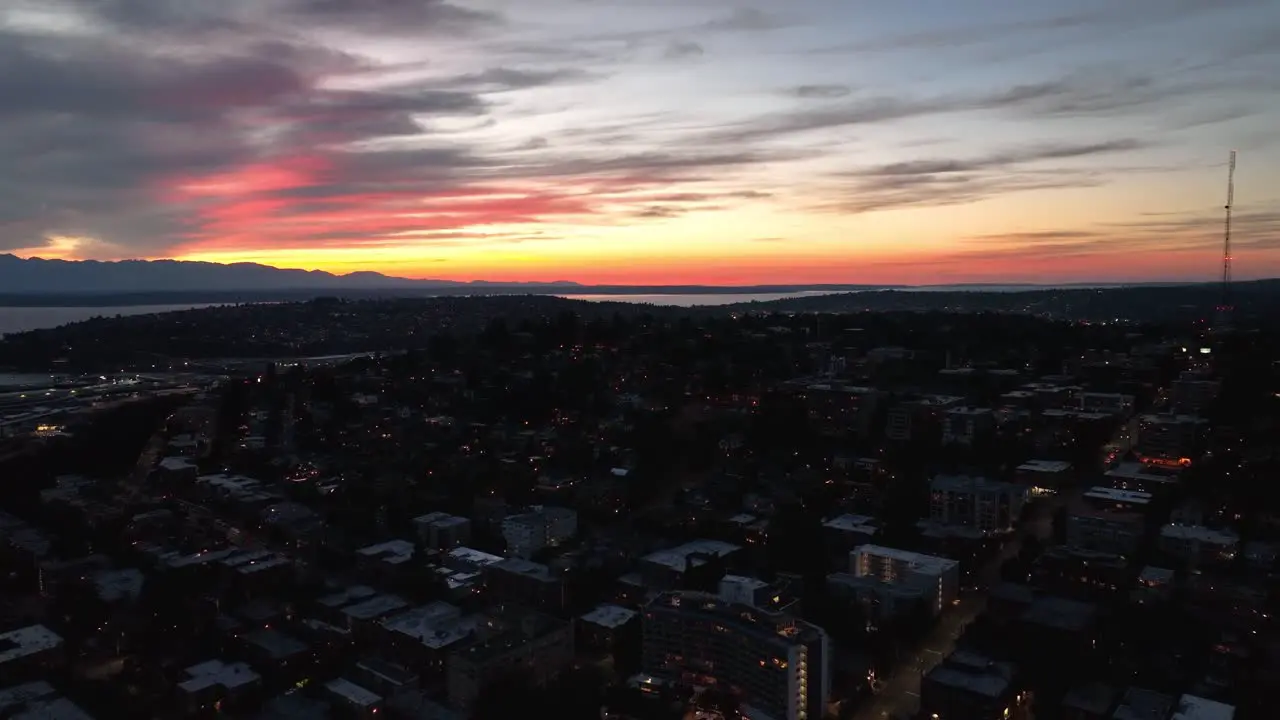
[1220,150,1236,312]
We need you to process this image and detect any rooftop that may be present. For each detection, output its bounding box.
[318,585,377,608]
[581,604,638,629]
[1017,459,1072,473]
[1084,486,1153,506]
[357,539,416,565]
[382,604,477,650]
[642,539,740,571]
[1113,688,1175,720]
[1160,524,1239,545]
[854,545,959,575]
[0,626,62,666]
[1171,695,1235,720]
[926,658,1011,699]
[326,678,381,708]
[244,628,308,660]
[1021,596,1097,632]
[1063,682,1118,715]
[447,547,504,568]
[490,557,556,581]
[342,594,409,621]
[823,514,878,534]
[179,660,261,693]
[92,568,144,603]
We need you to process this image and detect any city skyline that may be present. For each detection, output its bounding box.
[2,0,1278,285]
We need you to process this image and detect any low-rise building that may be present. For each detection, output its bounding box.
[446,608,573,714]
[414,512,472,550]
[828,545,959,620]
[1159,524,1239,567]
[920,650,1019,720]
[501,506,577,559]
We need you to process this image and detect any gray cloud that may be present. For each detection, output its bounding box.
[815,140,1147,215]
[788,85,852,99]
[664,40,705,60]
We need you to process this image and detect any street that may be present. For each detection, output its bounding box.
[851,499,1059,720]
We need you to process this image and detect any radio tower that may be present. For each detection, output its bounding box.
[1215,150,1237,332]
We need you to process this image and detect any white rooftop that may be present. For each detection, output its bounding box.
[823,514,878,533]
[382,604,475,649]
[581,604,638,629]
[1172,695,1235,720]
[179,660,260,693]
[0,626,62,666]
[643,539,740,571]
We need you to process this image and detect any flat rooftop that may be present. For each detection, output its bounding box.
[642,539,740,571]
[1160,524,1239,545]
[1172,695,1235,720]
[179,660,260,693]
[0,626,62,666]
[581,604,638,629]
[1084,487,1153,506]
[1017,460,1072,473]
[823,514,878,533]
[326,678,381,708]
[342,594,409,621]
[854,545,958,575]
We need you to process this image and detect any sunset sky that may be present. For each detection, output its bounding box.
[2,0,1278,285]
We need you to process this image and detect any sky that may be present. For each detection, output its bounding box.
[1,0,1278,286]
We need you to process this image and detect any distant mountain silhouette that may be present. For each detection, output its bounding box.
[0,254,581,294]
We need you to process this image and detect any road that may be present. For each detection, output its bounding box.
[851,500,1059,720]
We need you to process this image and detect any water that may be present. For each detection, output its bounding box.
[559,291,840,306]
[0,304,230,336]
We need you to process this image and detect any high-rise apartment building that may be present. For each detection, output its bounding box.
[642,591,829,720]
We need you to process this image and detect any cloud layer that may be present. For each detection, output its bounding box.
[1,0,1277,282]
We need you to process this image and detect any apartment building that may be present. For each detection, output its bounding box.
[500,506,577,559]
[929,475,1027,536]
[828,545,959,620]
[642,591,830,720]
[446,607,573,713]
[413,512,472,551]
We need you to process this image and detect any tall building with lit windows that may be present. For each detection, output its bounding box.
[641,591,829,720]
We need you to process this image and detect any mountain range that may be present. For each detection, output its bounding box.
[0,254,580,294]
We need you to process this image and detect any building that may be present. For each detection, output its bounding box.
[642,591,829,720]
[325,678,383,717]
[177,660,261,715]
[1136,414,1206,464]
[1159,524,1239,567]
[1075,392,1134,415]
[885,394,963,442]
[1132,566,1174,604]
[829,545,959,620]
[1014,460,1072,496]
[0,626,63,682]
[0,681,94,719]
[942,407,995,446]
[1171,694,1234,720]
[929,475,1027,536]
[1065,488,1152,557]
[638,539,740,589]
[381,603,477,674]
[1171,373,1220,414]
[500,506,577,559]
[446,607,573,713]
[578,604,641,672]
[413,512,472,551]
[920,650,1019,720]
[483,557,565,611]
[788,382,883,438]
[1104,462,1181,494]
